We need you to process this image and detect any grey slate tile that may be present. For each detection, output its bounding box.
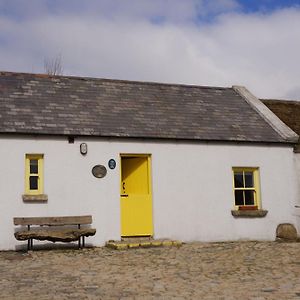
[0,71,288,143]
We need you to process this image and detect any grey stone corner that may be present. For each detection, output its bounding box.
[232,86,299,143]
[22,194,48,202]
[294,144,300,153]
[231,209,268,218]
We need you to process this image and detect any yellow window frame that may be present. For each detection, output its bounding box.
[25,154,44,195]
[232,167,261,209]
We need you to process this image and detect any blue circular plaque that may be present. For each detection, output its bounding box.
[108,159,116,169]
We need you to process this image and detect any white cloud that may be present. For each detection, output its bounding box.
[0,2,299,99]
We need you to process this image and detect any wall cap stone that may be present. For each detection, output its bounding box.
[232,86,299,143]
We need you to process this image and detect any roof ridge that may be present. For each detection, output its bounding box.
[0,70,230,90]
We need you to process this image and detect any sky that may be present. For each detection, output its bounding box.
[0,0,300,99]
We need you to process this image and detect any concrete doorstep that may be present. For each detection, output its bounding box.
[106,238,182,250]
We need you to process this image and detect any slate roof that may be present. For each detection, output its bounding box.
[0,71,293,143]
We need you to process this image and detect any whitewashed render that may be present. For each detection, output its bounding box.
[1,135,299,250]
[295,153,300,229]
[261,100,300,233]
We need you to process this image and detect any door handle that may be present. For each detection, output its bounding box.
[121,194,128,197]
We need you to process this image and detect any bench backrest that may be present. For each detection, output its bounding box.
[14,215,92,226]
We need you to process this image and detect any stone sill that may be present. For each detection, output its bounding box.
[231,209,268,218]
[22,194,48,202]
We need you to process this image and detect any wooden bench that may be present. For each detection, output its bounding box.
[14,215,96,250]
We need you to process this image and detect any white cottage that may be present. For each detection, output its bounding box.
[0,71,299,250]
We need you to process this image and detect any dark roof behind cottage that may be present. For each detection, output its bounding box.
[262,99,300,137]
[0,71,295,143]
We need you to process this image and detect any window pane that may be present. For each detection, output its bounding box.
[234,190,244,205]
[29,176,38,190]
[245,190,255,205]
[30,159,38,174]
[234,172,244,188]
[245,172,254,188]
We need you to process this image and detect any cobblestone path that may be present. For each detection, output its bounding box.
[0,241,299,299]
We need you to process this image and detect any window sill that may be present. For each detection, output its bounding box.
[231,209,268,218]
[22,194,48,202]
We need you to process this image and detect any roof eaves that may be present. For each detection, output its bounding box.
[0,130,296,145]
[232,86,299,144]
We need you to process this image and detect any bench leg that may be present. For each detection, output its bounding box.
[77,236,85,249]
[78,224,81,249]
[27,225,33,251]
[27,238,33,251]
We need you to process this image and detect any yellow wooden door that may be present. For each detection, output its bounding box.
[120,155,153,236]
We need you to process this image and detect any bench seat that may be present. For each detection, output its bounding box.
[14,215,96,250]
[15,228,96,243]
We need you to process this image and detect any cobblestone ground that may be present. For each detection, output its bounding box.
[0,241,299,299]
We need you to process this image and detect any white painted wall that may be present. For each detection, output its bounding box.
[0,135,299,250]
[294,153,300,232]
